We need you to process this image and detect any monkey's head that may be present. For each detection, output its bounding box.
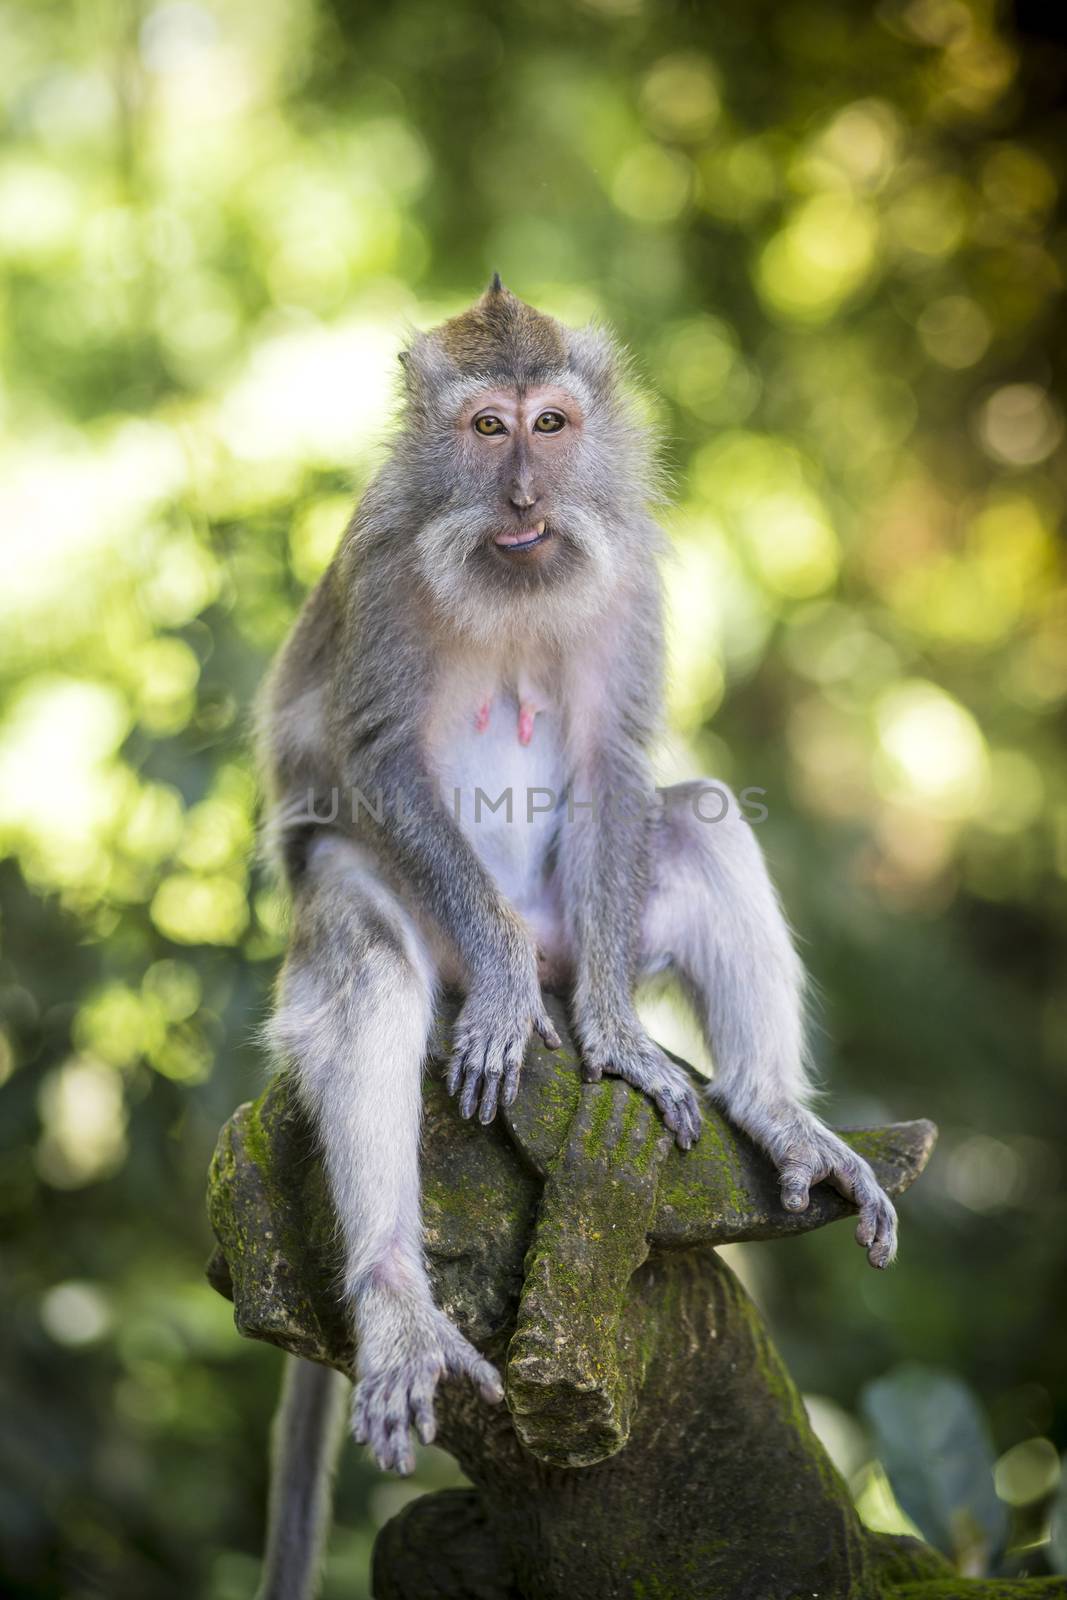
[393,277,658,643]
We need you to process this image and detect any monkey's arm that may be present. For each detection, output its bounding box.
[358,736,565,1104]
[558,739,702,1150]
[329,591,561,1117]
[557,611,702,1149]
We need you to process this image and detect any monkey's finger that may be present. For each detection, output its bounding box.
[351,1405,369,1445]
[581,1056,604,1083]
[779,1164,812,1212]
[673,1085,703,1149]
[371,1424,396,1473]
[445,1045,470,1098]
[865,1228,895,1271]
[379,1379,408,1431]
[501,1039,524,1107]
[363,1406,399,1472]
[856,1187,897,1270]
[384,1418,416,1477]
[534,1012,562,1051]
[488,1029,516,1111]
[459,1063,483,1120]
[869,1204,898,1270]
[471,1360,504,1405]
[449,1342,504,1405]
[458,1043,489,1119]
[378,1382,418,1473]
[669,1117,694,1152]
[828,1157,861,1205]
[664,1102,695,1152]
[350,1380,376,1445]
[478,1068,504,1124]
[854,1191,878,1249]
[650,1077,699,1150]
[411,1384,437,1446]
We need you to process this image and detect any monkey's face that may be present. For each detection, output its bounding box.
[409,376,633,644]
[457,383,583,571]
[399,286,655,643]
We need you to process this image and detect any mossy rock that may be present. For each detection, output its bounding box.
[207,997,1059,1598]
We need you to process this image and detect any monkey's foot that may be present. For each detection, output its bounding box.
[766,1113,898,1269]
[580,1026,702,1150]
[352,1298,503,1474]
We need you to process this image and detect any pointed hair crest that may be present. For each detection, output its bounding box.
[398,277,622,403]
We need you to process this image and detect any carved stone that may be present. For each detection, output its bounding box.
[206,998,1065,1599]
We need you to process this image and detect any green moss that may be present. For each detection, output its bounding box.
[426,1175,518,1224]
[242,1097,273,1180]
[583,1082,615,1157]
[631,1576,670,1598]
[655,1116,751,1235]
[731,1266,808,1432]
[868,1534,954,1583]
[211,1021,952,1597]
[890,1585,1067,1598]
[850,1127,899,1159]
[536,1060,581,1116]
[208,1124,237,1190]
[632,1121,661,1175]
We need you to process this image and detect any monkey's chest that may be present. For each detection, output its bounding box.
[428,690,565,919]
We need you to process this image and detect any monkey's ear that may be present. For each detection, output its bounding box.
[398,329,457,409]
[487,271,504,295]
[566,322,624,400]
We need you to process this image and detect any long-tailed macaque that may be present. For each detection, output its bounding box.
[254,278,898,1599]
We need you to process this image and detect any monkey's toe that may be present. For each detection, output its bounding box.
[855,1185,898,1270]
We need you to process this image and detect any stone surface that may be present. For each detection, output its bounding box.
[207,998,1066,1599]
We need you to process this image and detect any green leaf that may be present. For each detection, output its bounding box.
[862,1364,1007,1575]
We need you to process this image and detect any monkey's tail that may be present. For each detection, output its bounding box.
[256,1355,348,1600]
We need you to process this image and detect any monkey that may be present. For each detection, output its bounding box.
[253,277,898,1599]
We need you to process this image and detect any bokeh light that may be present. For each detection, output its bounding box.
[2,0,1066,1594]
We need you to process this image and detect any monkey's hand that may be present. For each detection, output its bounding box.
[352,1291,503,1475]
[446,958,562,1125]
[579,1018,702,1150]
[761,1109,898,1269]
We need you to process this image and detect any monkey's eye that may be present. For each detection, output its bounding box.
[533,410,566,434]
[473,414,506,437]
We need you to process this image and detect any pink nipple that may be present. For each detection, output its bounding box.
[518,703,536,747]
[474,699,492,734]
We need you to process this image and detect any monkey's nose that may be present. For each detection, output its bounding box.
[509,483,538,510]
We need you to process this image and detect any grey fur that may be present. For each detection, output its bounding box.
[255,1357,346,1600]
[254,287,897,1598]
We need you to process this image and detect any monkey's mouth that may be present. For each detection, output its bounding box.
[493,519,551,553]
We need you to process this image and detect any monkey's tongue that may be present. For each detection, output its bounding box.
[495,521,547,549]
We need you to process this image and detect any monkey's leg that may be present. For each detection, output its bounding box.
[640,781,897,1268]
[270,835,504,1474]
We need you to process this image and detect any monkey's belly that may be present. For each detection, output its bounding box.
[430,691,570,970]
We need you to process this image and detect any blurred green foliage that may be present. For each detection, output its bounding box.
[1,0,1066,1593]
